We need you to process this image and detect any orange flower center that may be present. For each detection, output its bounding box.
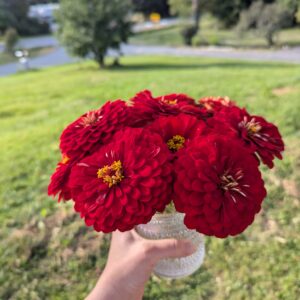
[161,97,177,105]
[200,96,231,110]
[97,160,124,188]
[81,111,99,127]
[240,117,262,135]
[61,154,70,164]
[167,135,185,152]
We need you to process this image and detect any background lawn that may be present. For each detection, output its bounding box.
[0,56,299,300]
[130,25,300,48]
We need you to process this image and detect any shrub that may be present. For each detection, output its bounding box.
[169,0,201,46]
[0,0,50,36]
[4,27,19,53]
[17,18,50,36]
[237,1,294,46]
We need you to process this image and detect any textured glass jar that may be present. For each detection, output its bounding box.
[135,212,205,279]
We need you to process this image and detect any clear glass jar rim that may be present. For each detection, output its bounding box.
[152,212,184,222]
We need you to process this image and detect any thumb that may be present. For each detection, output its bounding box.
[145,239,196,261]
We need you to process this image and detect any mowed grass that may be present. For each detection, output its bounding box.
[0,56,299,300]
[131,25,300,48]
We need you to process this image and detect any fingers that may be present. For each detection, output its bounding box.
[113,230,197,263]
[144,238,197,261]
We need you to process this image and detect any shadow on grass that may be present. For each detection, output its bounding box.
[82,61,293,73]
[15,68,41,76]
[143,264,215,300]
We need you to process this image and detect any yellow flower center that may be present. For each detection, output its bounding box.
[240,117,262,135]
[161,97,177,105]
[61,154,70,164]
[97,160,124,188]
[167,135,185,152]
[247,123,262,134]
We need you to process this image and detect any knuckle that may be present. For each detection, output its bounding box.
[170,239,179,251]
[138,242,159,265]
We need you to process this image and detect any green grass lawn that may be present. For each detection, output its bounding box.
[131,25,300,48]
[130,25,184,46]
[0,56,299,300]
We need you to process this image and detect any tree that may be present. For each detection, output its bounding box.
[0,0,50,36]
[237,1,294,46]
[4,27,19,53]
[132,0,170,17]
[56,0,132,68]
[169,0,204,45]
[8,0,29,21]
[257,2,293,45]
[29,0,59,3]
[278,0,300,24]
[207,0,252,28]
[207,0,299,28]
[0,0,14,33]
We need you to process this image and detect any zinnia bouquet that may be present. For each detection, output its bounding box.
[48,90,284,239]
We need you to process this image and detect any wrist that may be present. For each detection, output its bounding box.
[87,267,143,300]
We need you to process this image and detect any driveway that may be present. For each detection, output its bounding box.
[1,35,300,77]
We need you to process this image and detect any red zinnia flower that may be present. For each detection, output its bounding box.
[68,128,173,232]
[48,154,73,201]
[130,90,209,126]
[148,114,208,158]
[199,96,236,112]
[214,106,284,168]
[60,100,128,159]
[174,136,267,238]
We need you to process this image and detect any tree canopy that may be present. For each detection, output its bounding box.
[56,0,132,68]
[0,0,49,35]
[237,0,294,46]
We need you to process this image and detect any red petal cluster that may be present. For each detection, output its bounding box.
[148,113,207,157]
[68,128,173,232]
[48,154,84,201]
[60,100,128,159]
[174,136,267,238]
[213,106,284,168]
[48,161,72,201]
[130,90,209,126]
[48,90,284,237]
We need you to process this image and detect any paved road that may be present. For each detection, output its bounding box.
[0,47,77,76]
[1,36,300,77]
[122,44,300,64]
[0,35,58,53]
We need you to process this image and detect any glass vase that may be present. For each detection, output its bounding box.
[135,212,205,279]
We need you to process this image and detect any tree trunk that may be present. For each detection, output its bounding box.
[112,57,121,67]
[266,32,274,47]
[189,0,201,45]
[193,0,201,31]
[95,52,105,68]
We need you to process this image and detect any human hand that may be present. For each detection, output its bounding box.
[86,229,196,300]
